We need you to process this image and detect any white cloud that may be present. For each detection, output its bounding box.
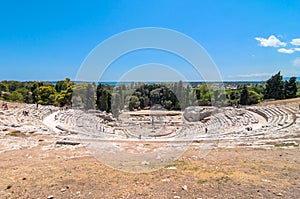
[277,48,294,54]
[255,35,286,47]
[293,57,300,66]
[290,38,300,46]
[294,48,300,52]
[277,47,300,54]
[237,73,272,78]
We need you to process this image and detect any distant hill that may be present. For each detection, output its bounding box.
[283,77,300,81]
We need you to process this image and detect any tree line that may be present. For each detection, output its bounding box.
[0,72,298,113]
[225,72,298,106]
[0,78,74,107]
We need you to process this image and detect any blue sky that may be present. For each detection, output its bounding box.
[0,0,300,81]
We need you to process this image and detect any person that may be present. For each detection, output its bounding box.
[22,110,29,116]
[205,127,208,133]
[3,103,8,110]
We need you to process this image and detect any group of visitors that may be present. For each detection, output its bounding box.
[246,126,253,131]
[59,106,69,111]
[22,110,29,116]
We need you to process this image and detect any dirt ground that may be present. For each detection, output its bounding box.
[0,138,299,199]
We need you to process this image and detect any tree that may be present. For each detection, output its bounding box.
[72,83,96,110]
[195,89,200,100]
[9,91,23,102]
[36,85,57,105]
[55,78,73,93]
[0,83,8,92]
[99,90,109,111]
[111,93,122,117]
[297,81,300,97]
[194,84,212,106]
[6,81,24,92]
[30,81,45,103]
[248,90,261,105]
[54,87,73,107]
[16,87,32,103]
[240,85,261,105]
[0,79,75,107]
[163,100,172,110]
[96,84,112,112]
[213,90,226,107]
[284,77,297,99]
[265,72,285,100]
[252,84,265,96]
[55,81,65,93]
[85,84,95,110]
[150,88,161,104]
[228,90,240,106]
[129,96,140,111]
[0,83,8,98]
[240,85,249,105]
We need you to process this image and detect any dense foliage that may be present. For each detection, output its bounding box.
[0,72,298,112]
[0,78,74,106]
[264,72,297,100]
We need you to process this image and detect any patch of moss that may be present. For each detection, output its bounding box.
[191,166,200,171]
[274,142,299,147]
[198,179,208,184]
[164,160,187,169]
[7,130,26,137]
[215,175,231,184]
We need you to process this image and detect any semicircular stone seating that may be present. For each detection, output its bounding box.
[0,103,59,134]
[1,102,298,144]
[52,104,298,140]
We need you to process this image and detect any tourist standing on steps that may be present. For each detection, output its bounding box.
[22,110,29,116]
[3,102,8,110]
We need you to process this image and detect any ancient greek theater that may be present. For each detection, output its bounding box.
[1,99,300,198]
[1,100,299,150]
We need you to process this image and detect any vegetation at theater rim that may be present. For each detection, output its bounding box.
[0,78,74,107]
[0,72,298,113]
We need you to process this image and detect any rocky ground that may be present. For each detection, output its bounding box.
[0,142,299,198]
[0,99,299,198]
